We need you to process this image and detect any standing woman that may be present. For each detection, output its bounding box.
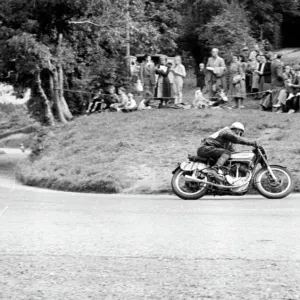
[229,55,246,109]
[171,55,186,104]
[196,63,206,92]
[155,55,171,108]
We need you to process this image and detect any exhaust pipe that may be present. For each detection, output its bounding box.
[185,175,250,189]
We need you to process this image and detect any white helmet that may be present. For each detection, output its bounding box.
[230,122,245,132]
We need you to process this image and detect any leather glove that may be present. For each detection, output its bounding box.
[250,141,258,147]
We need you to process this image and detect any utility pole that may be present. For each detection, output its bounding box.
[126,0,131,77]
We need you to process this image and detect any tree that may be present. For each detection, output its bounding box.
[200,3,257,62]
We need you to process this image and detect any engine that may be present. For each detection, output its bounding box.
[226,162,252,193]
[229,163,250,178]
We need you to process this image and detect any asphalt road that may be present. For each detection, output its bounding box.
[0,150,300,300]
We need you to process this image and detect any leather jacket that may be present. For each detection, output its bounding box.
[201,127,254,152]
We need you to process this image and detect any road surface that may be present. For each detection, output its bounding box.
[0,149,299,299]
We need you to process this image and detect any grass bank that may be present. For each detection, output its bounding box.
[16,104,300,194]
[0,103,40,148]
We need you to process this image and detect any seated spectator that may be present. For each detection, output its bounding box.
[280,67,300,114]
[193,88,212,109]
[100,85,120,111]
[122,93,137,112]
[138,91,152,110]
[110,87,128,111]
[271,65,295,112]
[86,89,104,113]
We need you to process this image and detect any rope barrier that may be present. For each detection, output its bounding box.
[56,87,276,101]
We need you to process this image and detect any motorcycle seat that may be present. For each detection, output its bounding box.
[188,155,208,163]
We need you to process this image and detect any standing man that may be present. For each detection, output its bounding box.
[206,48,226,98]
[140,54,156,97]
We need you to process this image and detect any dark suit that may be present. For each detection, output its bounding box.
[259,61,272,92]
[140,62,156,96]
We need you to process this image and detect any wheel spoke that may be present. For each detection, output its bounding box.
[260,169,290,194]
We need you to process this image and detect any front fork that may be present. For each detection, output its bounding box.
[259,149,278,182]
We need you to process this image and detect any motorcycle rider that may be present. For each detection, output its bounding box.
[197,122,257,180]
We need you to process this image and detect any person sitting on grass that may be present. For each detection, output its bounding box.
[86,89,104,114]
[272,66,297,113]
[122,93,137,112]
[280,67,300,114]
[193,88,213,109]
[137,91,152,110]
[110,87,128,111]
[102,85,120,111]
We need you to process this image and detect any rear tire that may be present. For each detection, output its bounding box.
[171,169,208,200]
[254,166,294,199]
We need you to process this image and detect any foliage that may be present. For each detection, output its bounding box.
[200,3,257,63]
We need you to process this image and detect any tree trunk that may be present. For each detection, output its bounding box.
[52,68,68,124]
[36,71,55,126]
[58,63,73,121]
[55,33,73,122]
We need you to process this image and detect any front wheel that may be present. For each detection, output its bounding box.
[254,166,294,199]
[171,169,208,200]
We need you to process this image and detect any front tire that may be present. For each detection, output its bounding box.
[254,166,294,199]
[171,169,208,200]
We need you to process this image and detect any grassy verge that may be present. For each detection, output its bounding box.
[16,96,300,194]
[0,103,39,148]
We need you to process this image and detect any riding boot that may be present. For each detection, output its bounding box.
[208,153,230,181]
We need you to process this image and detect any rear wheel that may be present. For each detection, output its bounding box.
[255,166,294,199]
[171,169,208,200]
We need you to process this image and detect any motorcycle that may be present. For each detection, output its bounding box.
[171,144,294,200]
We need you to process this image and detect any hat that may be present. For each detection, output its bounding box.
[242,47,249,51]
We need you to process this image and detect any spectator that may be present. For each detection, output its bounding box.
[260,54,284,111]
[251,54,261,99]
[284,68,300,113]
[167,60,175,103]
[100,85,120,111]
[86,89,104,114]
[122,93,137,112]
[109,86,126,111]
[249,44,260,61]
[155,55,171,108]
[138,91,152,110]
[228,55,245,109]
[241,46,250,63]
[271,54,285,103]
[171,55,186,104]
[196,63,206,92]
[206,48,226,99]
[273,66,300,113]
[258,55,272,96]
[140,54,156,97]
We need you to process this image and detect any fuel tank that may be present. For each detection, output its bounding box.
[229,151,256,163]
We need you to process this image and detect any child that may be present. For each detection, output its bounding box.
[86,89,104,113]
[122,93,137,112]
[102,85,120,111]
[138,91,152,110]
